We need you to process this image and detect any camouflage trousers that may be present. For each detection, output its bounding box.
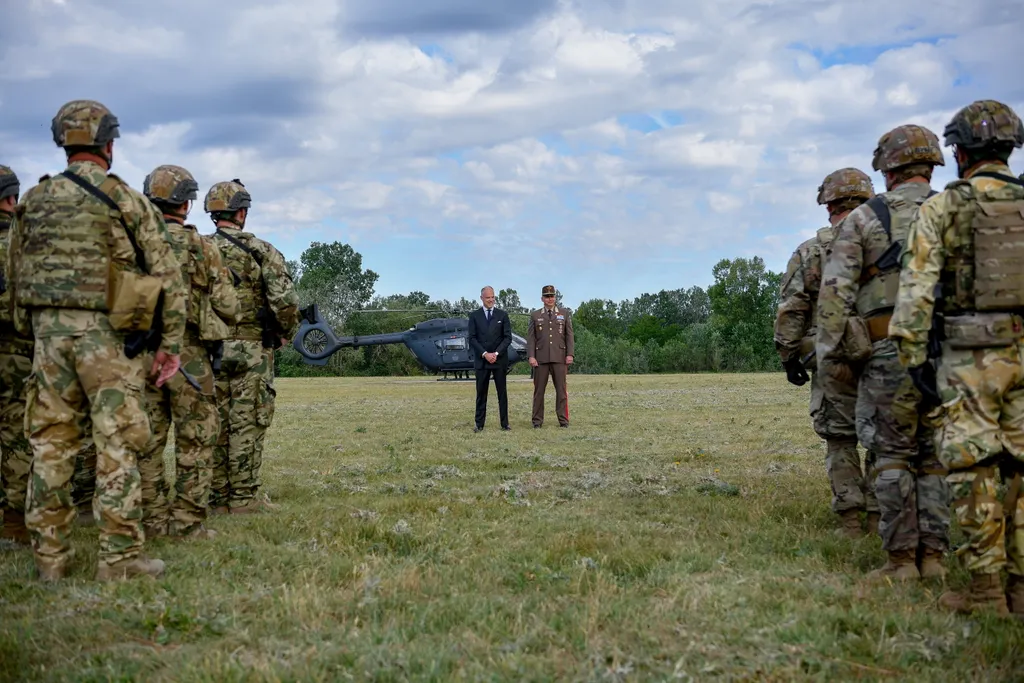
[139,340,219,535]
[24,331,150,572]
[811,366,878,514]
[211,342,275,509]
[857,345,949,553]
[936,343,1024,576]
[0,349,33,518]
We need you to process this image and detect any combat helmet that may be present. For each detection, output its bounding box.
[143,165,199,206]
[204,179,251,214]
[50,100,120,148]
[943,99,1024,150]
[0,165,19,202]
[816,168,874,205]
[872,124,944,172]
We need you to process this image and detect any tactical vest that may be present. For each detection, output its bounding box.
[213,229,263,337]
[855,192,933,318]
[942,174,1024,314]
[14,174,137,311]
[0,212,14,328]
[803,226,835,331]
[165,222,211,331]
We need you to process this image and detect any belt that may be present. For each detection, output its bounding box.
[866,314,892,342]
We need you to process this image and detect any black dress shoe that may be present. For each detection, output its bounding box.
[559,424,569,428]
[473,426,483,432]
[533,424,542,429]
[501,425,511,431]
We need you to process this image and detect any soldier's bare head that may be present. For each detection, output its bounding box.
[480,286,495,307]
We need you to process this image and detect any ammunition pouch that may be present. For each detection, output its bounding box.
[198,293,231,342]
[123,292,164,360]
[943,312,1024,349]
[865,313,893,343]
[107,269,162,332]
[837,316,873,362]
[798,335,816,368]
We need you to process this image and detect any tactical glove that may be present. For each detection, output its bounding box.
[909,362,941,408]
[783,357,809,386]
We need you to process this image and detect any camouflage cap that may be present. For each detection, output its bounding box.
[871,124,944,172]
[143,165,199,205]
[816,168,874,205]
[542,285,556,295]
[51,99,120,148]
[0,165,19,201]
[943,99,1024,150]
[204,178,251,213]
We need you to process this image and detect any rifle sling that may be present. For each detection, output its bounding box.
[60,171,148,274]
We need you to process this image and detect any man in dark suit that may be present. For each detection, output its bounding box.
[467,285,512,432]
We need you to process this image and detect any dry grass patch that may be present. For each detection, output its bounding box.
[1,373,1022,682]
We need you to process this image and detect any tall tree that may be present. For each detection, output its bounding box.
[707,256,780,370]
[296,242,379,327]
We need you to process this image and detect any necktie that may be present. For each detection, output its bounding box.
[486,309,491,322]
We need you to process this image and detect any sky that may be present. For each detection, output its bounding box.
[2,0,1023,310]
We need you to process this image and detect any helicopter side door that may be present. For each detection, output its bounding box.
[436,335,471,368]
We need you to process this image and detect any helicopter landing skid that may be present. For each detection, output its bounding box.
[437,370,473,381]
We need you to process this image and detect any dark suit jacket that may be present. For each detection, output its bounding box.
[467,307,512,370]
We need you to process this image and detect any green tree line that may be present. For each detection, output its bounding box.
[276,241,781,377]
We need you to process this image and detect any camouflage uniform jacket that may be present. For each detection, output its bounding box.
[211,225,299,340]
[774,226,836,363]
[891,162,1019,368]
[163,218,241,336]
[0,209,32,355]
[817,182,934,360]
[7,160,187,355]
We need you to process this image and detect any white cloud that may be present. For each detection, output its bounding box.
[2,0,1023,304]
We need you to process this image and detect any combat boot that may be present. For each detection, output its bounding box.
[834,509,863,539]
[866,512,880,535]
[918,547,947,580]
[867,549,920,582]
[96,555,166,581]
[230,497,279,515]
[171,524,218,541]
[1,511,31,546]
[76,503,95,527]
[1005,574,1024,620]
[938,572,1008,615]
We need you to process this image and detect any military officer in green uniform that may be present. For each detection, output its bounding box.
[528,285,574,428]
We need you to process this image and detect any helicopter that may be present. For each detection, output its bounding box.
[291,303,530,380]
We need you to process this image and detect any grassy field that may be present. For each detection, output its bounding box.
[1,373,1022,682]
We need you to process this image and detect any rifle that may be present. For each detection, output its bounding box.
[858,239,903,285]
[216,229,284,350]
[927,283,945,360]
[124,292,164,360]
[207,340,224,373]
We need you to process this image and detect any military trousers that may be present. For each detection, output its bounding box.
[811,365,878,514]
[936,342,1024,576]
[211,341,275,509]
[0,348,33,519]
[24,331,150,572]
[857,345,949,553]
[532,362,568,427]
[139,340,219,535]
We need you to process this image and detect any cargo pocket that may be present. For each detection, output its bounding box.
[255,380,276,427]
[936,392,970,470]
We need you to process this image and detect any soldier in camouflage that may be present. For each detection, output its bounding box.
[818,126,950,582]
[207,181,298,514]
[892,100,1024,616]
[0,165,34,546]
[775,168,879,538]
[6,100,188,581]
[139,165,240,539]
